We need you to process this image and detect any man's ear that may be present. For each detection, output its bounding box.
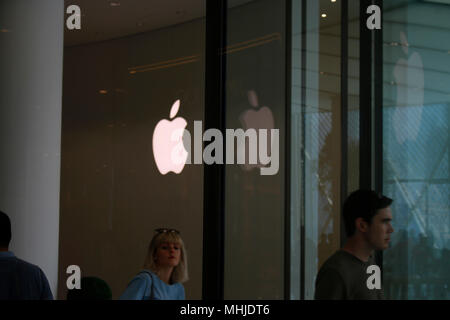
[355,217,369,233]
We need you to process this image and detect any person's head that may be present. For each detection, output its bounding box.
[143,228,188,283]
[343,189,394,250]
[0,211,12,249]
[66,277,112,300]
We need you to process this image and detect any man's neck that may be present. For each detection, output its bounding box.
[0,247,8,252]
[342,237,373,262]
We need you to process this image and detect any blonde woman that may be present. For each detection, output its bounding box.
[120,228,188,300]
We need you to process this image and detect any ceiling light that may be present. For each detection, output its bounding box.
[321,13,327,18]
[109,1,121,7]
[331,0,337,2]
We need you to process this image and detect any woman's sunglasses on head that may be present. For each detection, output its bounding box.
[155,228,180,235]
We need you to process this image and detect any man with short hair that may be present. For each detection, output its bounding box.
[0,210,53,300]
[314,189,394,300]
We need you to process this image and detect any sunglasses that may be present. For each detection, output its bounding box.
[155,228,180,235]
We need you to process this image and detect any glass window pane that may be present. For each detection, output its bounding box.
[224,0,286,299]
[383,0,450,300]
[302,0,342,299]
[59,0,205,299]
[348,0,360,194]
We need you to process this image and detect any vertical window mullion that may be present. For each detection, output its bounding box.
[202,0,227,300]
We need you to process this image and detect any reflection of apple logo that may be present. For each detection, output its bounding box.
[393,31,424,144]
[152,100,188,175]
[239,90,275,171]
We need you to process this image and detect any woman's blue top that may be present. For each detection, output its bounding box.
[119,270,185,300]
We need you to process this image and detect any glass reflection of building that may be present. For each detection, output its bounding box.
[382,0,450,300]
[0,0,448,300]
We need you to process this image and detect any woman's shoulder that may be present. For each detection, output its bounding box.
[119,270,152,300]
[137,269,156,281]
[139,269,156,276]
[124,270,152,285]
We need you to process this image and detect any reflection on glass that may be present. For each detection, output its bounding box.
[347,0,360,193]
[238,90,275,172]
[302,0,342,299]
[225,0,286,299]
[383,0,450,300]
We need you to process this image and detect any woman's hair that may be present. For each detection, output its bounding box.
[143,230,189,284]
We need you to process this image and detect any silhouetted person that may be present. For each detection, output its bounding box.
[0,210,53,300]
[315,190,394,300]
[66,277,112,300]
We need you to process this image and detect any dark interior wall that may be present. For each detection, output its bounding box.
[59,19,205,299]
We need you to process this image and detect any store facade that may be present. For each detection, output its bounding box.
[0,0,448,299]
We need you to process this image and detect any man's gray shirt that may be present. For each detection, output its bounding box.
[315,250,384,300]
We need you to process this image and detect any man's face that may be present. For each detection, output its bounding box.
[365,207,394,251]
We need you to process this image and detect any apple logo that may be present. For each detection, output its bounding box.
[393,31,424,144]
[239,90,275,171]
[152,99,188,175]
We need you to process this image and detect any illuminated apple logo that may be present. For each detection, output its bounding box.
[152,100,188,175]
[239,90,275,171]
